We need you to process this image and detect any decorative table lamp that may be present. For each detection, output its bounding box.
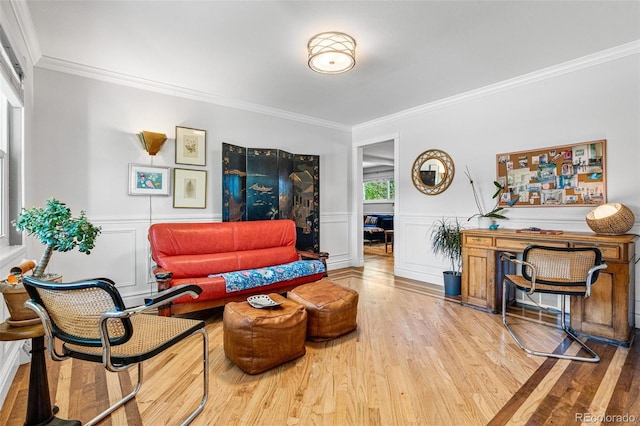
[586,203,635,235]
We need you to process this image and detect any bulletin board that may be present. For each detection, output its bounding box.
[496,139,606,207]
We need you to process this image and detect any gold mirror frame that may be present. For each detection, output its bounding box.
[411,149,455,195]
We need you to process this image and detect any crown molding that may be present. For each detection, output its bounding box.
[354,40,640,131]
[9,0,41,66]
[10,0,639,134]
[12,0,349,131]
[35,55,351,132]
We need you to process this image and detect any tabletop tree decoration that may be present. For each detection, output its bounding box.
[13,198,101,278]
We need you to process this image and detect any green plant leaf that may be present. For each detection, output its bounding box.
[12,198,101,276]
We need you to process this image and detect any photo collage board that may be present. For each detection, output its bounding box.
[496,139,606,207]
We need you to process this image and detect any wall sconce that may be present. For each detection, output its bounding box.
[586,202,635,235]
[136,131,167,156]
[308,31,356,74]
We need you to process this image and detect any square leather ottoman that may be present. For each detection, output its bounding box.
[287,279,358,341]
[223,293,307,374]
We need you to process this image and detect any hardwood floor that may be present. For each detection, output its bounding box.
[1,245,638,425]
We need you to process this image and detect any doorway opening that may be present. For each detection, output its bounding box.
[361,140,395,267]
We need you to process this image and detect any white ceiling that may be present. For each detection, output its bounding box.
[363,140,394,173]
[21,1,640,128]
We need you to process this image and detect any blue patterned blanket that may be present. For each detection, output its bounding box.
[209,260,326,293]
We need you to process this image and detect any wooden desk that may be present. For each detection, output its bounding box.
[0,322,80,426]
[461,229,638,346]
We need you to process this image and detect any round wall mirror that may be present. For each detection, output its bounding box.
[411,149,455,195]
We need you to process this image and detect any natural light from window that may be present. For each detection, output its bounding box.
[363,178,394,202]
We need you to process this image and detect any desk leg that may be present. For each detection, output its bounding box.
[25,336,81,426]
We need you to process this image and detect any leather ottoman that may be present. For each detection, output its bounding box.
[223,293,307,374]
[287,279,358,341]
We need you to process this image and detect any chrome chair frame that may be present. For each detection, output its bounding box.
[23,276,208,425]
[501,246,607,363]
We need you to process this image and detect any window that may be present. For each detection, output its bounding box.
[363,178,394,202]
[0,94,7,246]
[0,23,25,248]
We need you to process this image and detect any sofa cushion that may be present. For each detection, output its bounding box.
[149,220,300,278]
[169,272,325,304]
[211,260,325,292]
[364,215,378,225]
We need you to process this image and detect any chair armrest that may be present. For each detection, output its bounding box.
[102,285,202,320]
[501,255,537,294]
[585,263,608,297]
[144,284,202,308]
[500,252,517,262]
[153,268,174,293]
[297,250,329,260]
[298,251,329,276]
[154,268,173,281]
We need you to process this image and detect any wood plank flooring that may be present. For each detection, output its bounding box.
[1,243,638,425]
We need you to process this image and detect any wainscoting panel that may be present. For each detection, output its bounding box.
[394,215,443,286]
[49,227,137,286]
[320,213,351,270]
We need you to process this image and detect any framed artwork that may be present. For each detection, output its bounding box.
[496,139,606,207]
[173,168,207,208]
[175,126,206,166]
[128,164,170,196]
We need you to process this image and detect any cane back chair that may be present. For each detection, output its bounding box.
[501,245,607,362]
[22,276,208,425]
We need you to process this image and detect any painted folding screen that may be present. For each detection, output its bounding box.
[221,143,320,252]
[222,143,247,221]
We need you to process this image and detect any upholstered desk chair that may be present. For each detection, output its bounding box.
[501,246,607,362]
[22,276,208,425]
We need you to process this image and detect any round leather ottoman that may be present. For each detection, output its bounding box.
[287,279,358,341]
[223,293,307,374]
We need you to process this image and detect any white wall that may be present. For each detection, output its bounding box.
[26,68,352,305]
[363,203,394,215]
[354,53,640,325]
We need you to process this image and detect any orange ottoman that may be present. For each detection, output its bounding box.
[287,279,358,341]
[223,293,307,374]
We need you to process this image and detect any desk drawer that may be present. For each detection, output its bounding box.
[573,243,620,261]
[464,235,493,247]
[495,238,568,251]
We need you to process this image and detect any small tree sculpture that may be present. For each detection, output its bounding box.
[13,198,102,278]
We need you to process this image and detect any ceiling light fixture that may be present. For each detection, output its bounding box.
[307,32,356,74]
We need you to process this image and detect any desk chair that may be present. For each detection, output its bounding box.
[501,246,607,362]
[23,276,208,425]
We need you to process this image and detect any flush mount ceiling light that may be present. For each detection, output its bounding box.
[307,31,356,74]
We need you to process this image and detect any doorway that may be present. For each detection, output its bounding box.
[361,140,395,266]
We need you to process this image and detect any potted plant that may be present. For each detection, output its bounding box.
[464,166,510,228]
[1,198,101,325]
[13,198,102,278]
[430,217,463,296]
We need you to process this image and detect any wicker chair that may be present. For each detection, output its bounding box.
[22,276,208,425]
[501,246,607,362]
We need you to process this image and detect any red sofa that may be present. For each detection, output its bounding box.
[149,219,328,316]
